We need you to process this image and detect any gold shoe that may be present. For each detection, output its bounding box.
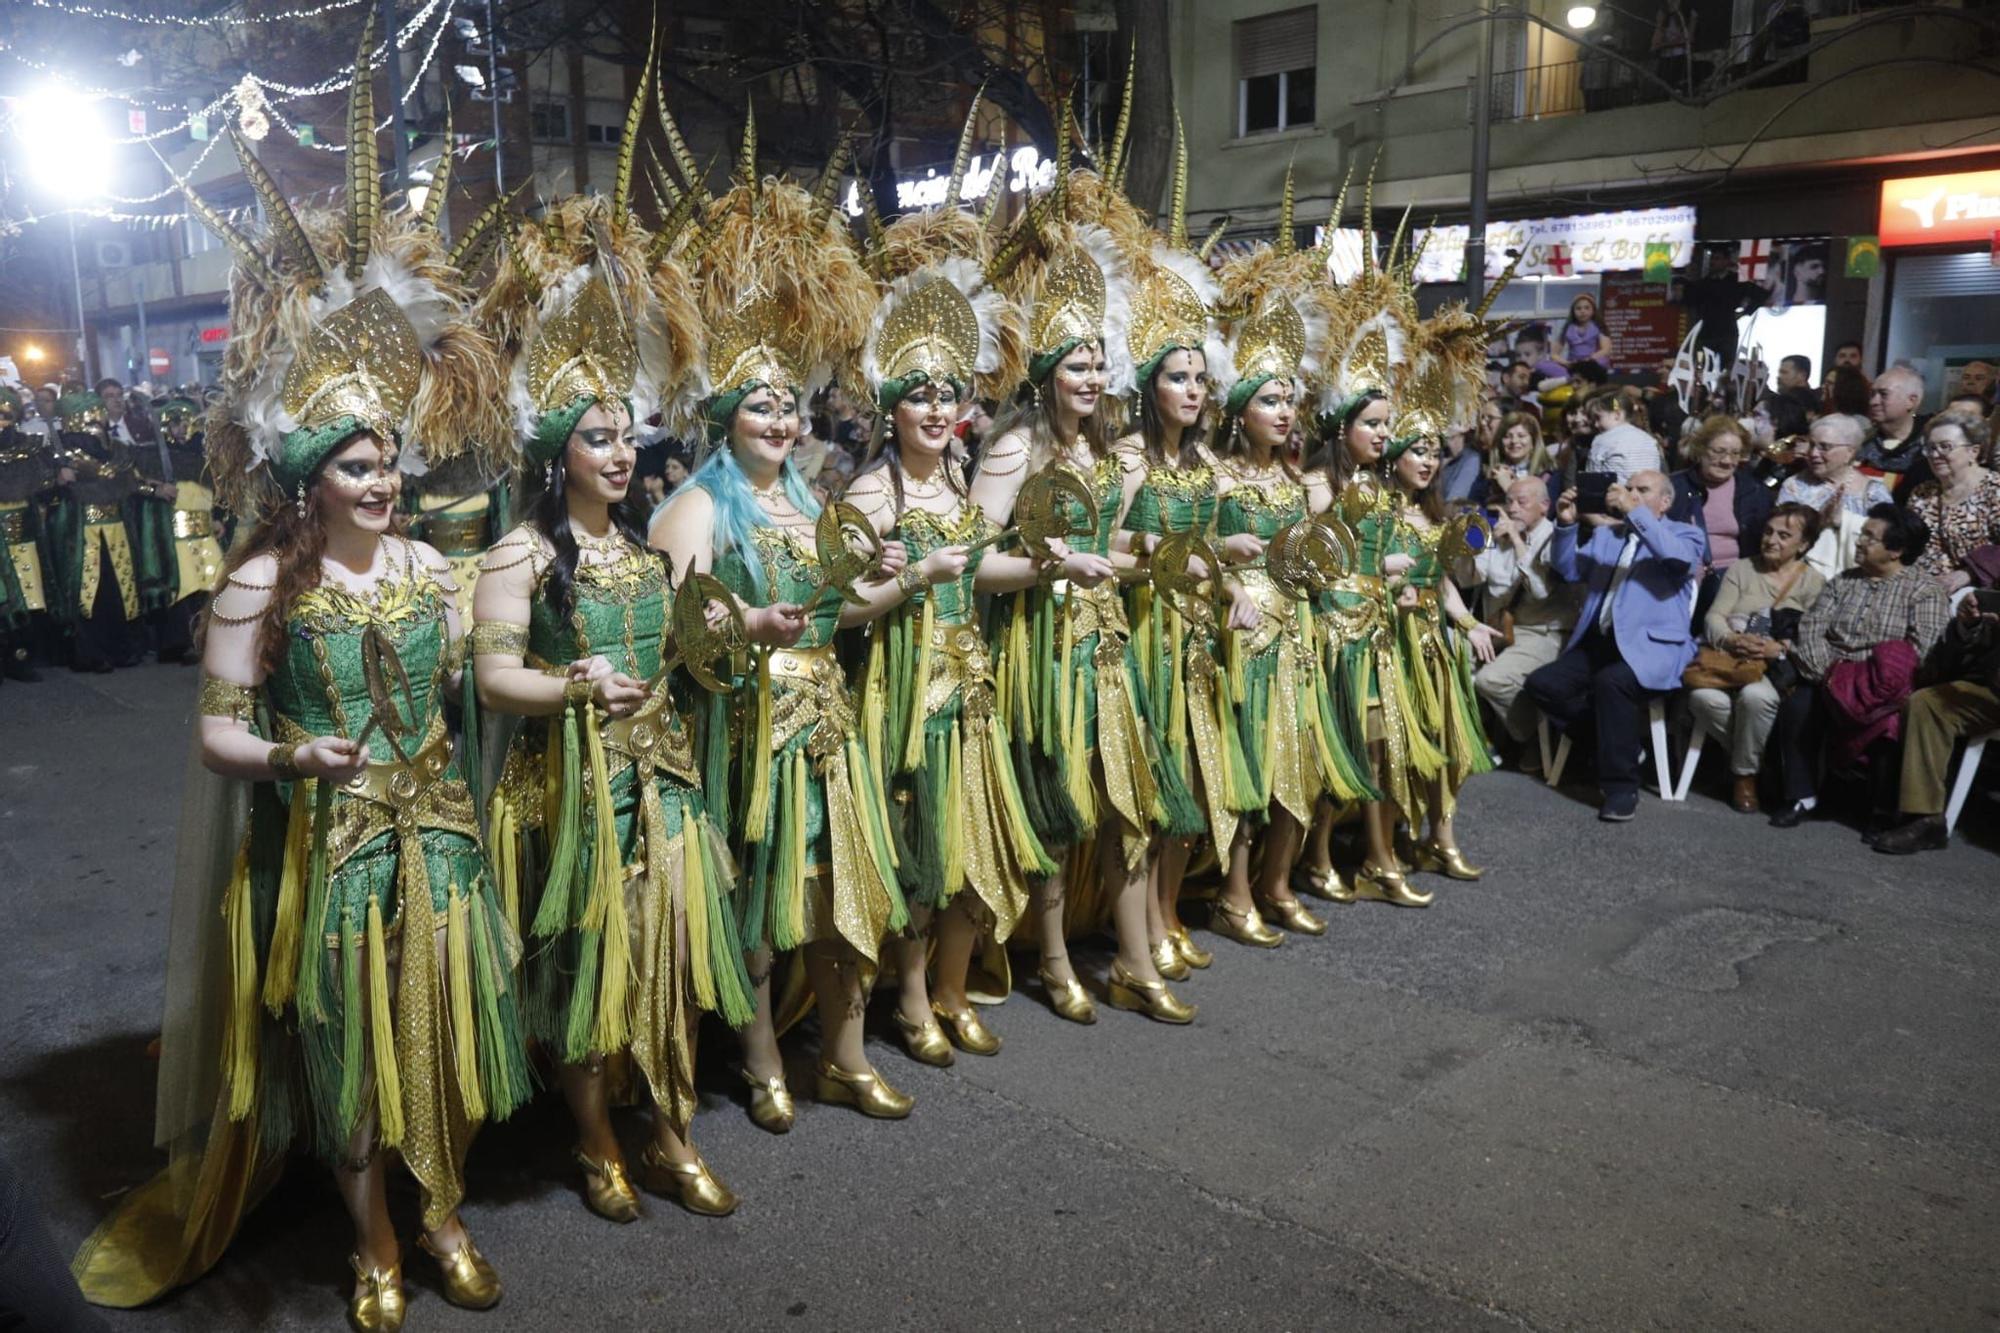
[1327,872,1357,904]
[347,1256,405,1333]
[1291,865,1343,902]
[1151,935,1192,980]
[573,1148,640,1223]
[1037,966,1098,1025]
[1352,861,1434,908]
[1209,898,1283,949]
[639,1143,739,1217]
[1106,960,1196,1024]
[1170,926,1213,970]
[1410,840,1483,881]
[815,1061,914,1118]
[739,1066,795,1135]
[892,1010,955,1067]
[417,1234,501,1311]
[1258,895,1328,936]
[932,1001,1003,1056]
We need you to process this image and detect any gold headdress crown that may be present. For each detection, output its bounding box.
[706,293,806,398]
[1231,292,1309,386]
[875,274,982,389]
[1129,261,1208,373]
[1028,249,1108,358]
[524,276,638,416]
[280,287,424,442]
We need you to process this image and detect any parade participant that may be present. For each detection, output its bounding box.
[972,115,1193,1025]
[473,133,753,1214]
[45,390,144,671]
[1115,121,1248,978]
[0,387,51,681]
[411,454,507,622]
[845,140,1056,1061]
[73,39,529,1326]
[650,110,915,1122]
[132,396,227,662]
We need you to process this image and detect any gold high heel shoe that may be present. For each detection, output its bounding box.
[931,1001,1003,1056]
[1257,894,1328,936]
[815,1061,914,1118]
[416,1234,501,1310]
[573,1148,640,1223]
[347,1255,405,1332]
[639,1143,739,1217]
[1170,925,1213,969]
[1036,965,1098,1024]
[1150,934,1192,980]
[892,1010,955,1067]
[1351,860,1434,908]
[1291,865,1343,902]
[739,1066,796,1134]
[1209,898,1283,949]
[1409,840,1483,881]
[1106,960,1197,1024]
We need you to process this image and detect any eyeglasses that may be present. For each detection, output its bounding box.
[1922,440,1968,458]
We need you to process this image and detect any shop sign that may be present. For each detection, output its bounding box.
[198,325,229,345]
[1317,206,1696,282]
[842,145,1056,218]
[1879,169,2000,248]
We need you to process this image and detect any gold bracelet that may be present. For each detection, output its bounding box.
[897,565,926,597]
[268,742,303,783]
[564,678,595,708]
[1452,613,1479,632]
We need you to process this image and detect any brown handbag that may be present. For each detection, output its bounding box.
[1680,562,1806,690]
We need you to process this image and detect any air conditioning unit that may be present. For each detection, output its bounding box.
[96,240,132,269]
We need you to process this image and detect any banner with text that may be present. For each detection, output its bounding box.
[1316,207,1697,284]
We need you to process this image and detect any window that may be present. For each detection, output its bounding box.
[585,121,621,146]
[1235,7,1317,137]
[529,99,571,143]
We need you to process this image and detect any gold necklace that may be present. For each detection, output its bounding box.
[750,477,788,508]
[575,528,627,559]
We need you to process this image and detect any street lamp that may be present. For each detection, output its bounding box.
[11,85,112,382]
[1565,5,1598,29]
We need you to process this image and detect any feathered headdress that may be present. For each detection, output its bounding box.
[859,92,1024,413]
[185,18,510,514]
[1314,156,1422,429]
[1127,110,1233,391]
[1213,162,1324,417]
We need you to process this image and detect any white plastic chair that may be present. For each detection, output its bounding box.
[1673,705,1724,802]
[1541,697,1673,796]
[1945,731,1994,835]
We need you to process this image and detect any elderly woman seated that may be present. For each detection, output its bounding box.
[1671,413,1778,622]
[1778,412,1894,576]
[1683,501,1826,813]
[1905,411,2000,596]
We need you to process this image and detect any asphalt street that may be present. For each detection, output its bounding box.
[3,662,1997,1331]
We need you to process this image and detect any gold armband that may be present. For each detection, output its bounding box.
[469,621,529,657]
[564,678,595,707]
[198,674,258,723]
[1451,612,1479,632]
[268,742,303,783]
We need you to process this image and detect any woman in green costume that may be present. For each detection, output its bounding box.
[72,63,530,1328]
[847,251,1058,1065]
[974,204,1195,1028]
[653,153,915,1124]
[472,197,753,1223]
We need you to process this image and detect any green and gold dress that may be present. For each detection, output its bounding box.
[1319,483,1402,811]
[865,501,1051,953]
[1390,512,1493,822]
[710,525,905,963]
[483,539,753,1134]
[1124,457,1255,851]
[0,428,50,628]
[992,455,1159,871]
[73,540,531,1307]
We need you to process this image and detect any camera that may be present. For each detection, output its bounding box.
[1574,472,1614,517]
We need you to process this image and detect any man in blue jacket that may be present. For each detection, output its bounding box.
[1526,470,1708,821]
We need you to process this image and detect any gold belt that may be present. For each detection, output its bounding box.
[602,679,681,759]
[341,720,454,811]
[0,504,24,543]
[766,642,838,682]
[172,509,214,539]
[930,619,987,660]
[422,511,487,555]
[84,503,124,525]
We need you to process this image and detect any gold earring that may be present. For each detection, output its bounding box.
[294,481,307,519]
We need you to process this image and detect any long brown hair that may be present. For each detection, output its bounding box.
[1318,389,1387,492]
[1136,349,1211,469]
[211,452,409,674]
[1391,442,1449,525]
[980,340,1122,476]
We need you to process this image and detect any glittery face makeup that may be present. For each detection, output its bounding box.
[1054,342,1106,421]
[565,401,638,506]
[318,432,401,534]
[894,381,959,462]
[730,385,800,474]
[1239,379,1295,454]
[1345,396,1391,468]
[1394,439,1440,491]
[1153,349,1208,430]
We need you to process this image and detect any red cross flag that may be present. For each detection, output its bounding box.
[1544,242,1573,276]
[1737,238,1771,283]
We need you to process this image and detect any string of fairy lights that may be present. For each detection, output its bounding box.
[1,0,460,228]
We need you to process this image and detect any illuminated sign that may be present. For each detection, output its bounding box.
[198,325,229,344]
[1315,207,1697,282]
[1879,169,2000,248]
[842,145,1057,218]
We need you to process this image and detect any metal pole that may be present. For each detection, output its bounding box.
[66,212,91,384]
[1465,0,1496,306]
[134,273,149,388]
[379,0,410,192]
[485,0,504,195]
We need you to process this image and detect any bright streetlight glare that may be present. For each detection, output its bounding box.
[1566,5,1599,28]
[22,343,46,363]
[11,85,113,196]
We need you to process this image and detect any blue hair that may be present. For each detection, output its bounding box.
[689,444,822,597]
